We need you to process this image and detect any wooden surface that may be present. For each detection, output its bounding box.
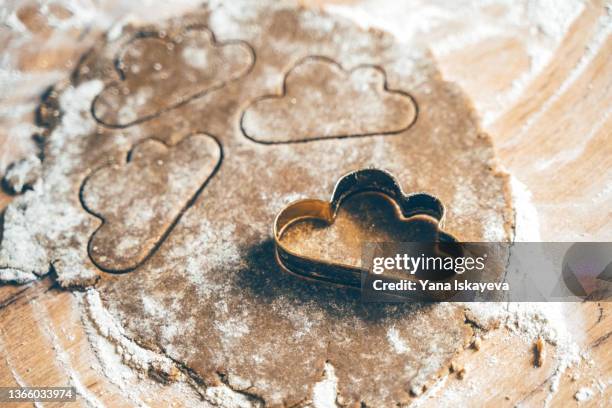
[1,281,610,407]
[1,0,611,406]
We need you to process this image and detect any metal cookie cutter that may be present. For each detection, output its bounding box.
[273,168,458,289]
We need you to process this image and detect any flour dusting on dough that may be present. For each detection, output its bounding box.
[0,80,105,285]
[80,289,259,407]
[387,326,411,354]
[2,154,41,193]
[312,363,338,408]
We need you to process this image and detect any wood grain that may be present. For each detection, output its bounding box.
[1,0,610,406]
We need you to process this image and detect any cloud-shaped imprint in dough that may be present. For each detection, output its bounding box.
[93,26,254,127]
[81,134,222,272]
[241,56,417,143]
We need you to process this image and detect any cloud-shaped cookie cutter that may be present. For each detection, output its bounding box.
[273,168,457,289]
[92,25,255,128]
[241,56,418,144]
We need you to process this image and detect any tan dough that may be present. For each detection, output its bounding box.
[241,57,417,143]
[0,1,514,406]
[92,26,254,127]
[81,135,221,272]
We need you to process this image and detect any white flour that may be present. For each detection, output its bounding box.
[0,334,45,408]
[312,363,338,408]
[79,289,258,408]
[30,298,106,408]
[326,0,585,126]
[2,154,41,193]
[574,386,594,402]
[510,175,542,242]
[457,174,585,406]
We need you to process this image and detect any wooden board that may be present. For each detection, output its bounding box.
[1,0,610,406]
